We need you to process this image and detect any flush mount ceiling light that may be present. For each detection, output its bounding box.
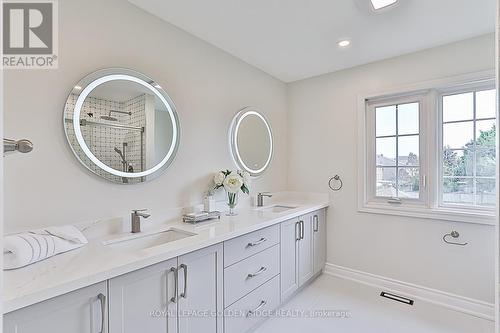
[337,39,351,48]
[370,0,398,10]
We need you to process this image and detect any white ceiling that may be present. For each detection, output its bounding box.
[129,0,496,82]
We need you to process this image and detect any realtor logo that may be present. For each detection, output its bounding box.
[2,0,58,69]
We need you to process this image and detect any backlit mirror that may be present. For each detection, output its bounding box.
[64,68,180,184]
[229,107,273,177]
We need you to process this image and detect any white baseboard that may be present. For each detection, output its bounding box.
[324,263,494,321]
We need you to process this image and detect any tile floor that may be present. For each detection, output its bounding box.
[254,274,494,333]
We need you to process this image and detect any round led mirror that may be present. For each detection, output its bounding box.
[63,68,180,184]
[229,107,273,177]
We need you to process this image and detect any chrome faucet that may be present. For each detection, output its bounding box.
[257,192,273,207]
[131,209,151,233]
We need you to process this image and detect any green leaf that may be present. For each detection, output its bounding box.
[241,185,249,194]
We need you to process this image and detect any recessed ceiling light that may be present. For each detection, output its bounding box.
[370,0,398,10]
[337,40,351,48]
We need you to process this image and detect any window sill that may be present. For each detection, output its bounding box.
[358,203,496,225]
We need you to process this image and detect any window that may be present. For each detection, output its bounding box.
[375,102,421,200]
[359,75,497,224]
[440,89,496,208]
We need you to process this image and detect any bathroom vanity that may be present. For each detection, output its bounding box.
[4,197,328,333]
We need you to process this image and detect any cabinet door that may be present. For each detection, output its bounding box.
[177,243,223,333]
[298,213,314,287]
[109,258,178,333]
[313,209,327,275]
[280,218,299,301]
[4,282,107,333]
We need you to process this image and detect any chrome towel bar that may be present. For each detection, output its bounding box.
[3,138,33,154]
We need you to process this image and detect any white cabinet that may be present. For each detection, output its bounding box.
[280,217,299,301]
[109,244,223,333]
[5,207,326,333]
[177,244,223,333]
[280,209,326,302]
[313,209,327,275]
[297,213,314,286]
[109,258,178,333]
[4,282,107,333]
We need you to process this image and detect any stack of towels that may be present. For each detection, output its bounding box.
[4,225,88,270]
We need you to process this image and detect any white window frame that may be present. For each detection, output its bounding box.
[365,93,428,207]
[357,71,496,225]
[437,82,497,212]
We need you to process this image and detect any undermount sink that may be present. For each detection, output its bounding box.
[102,229,196,251]
[260,205,297,213]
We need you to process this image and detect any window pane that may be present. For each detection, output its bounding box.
[376,137,396,166]
[376,105,396,136]
[442,178,473,205]
[443,149,473,177]
[398,135,419,166]
[376,167,396,197]
[476,149,496,177]
[476,89,496,119]
[398,167,420,199]
[476,178,496,206]
[443,92,473,122]
[476,119,496,147]
[398,103,419,135]
[443,121,473,149]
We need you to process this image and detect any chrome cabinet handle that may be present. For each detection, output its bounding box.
[295,221,300,241]
[313,215,319,232]
[300,220,304,240]
[170,267,178,303]
[180,264,188,298]
[247,266,267,278]
[97,293,106,333]
[247,300,267,317]
[247,237,267,247]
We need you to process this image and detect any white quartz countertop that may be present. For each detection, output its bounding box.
[4,194,329,313]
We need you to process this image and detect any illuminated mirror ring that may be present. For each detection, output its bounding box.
[229,107,274,177]
[64,68,180,183]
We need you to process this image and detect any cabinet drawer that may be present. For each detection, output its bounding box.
[224,244,279,306]
[224,225,279,267]
[225,275,280,333]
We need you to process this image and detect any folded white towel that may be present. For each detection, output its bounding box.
[3,225,88,270]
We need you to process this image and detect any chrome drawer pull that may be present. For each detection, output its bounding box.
[247,300,267,317]
[97,293,106,333]
[170,267,178,303]
[247,266,267,278]
[313,215,319,232]
[247,237,267,247]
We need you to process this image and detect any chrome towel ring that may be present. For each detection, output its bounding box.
[442,231,467,246]
[328,175,343,191]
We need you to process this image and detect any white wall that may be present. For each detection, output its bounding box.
[3,0,287,232]
[287,34,496,303]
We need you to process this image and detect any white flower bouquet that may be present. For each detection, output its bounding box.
[213,170,250,215]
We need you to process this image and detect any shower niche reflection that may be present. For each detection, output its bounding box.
[64,68,180,184]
